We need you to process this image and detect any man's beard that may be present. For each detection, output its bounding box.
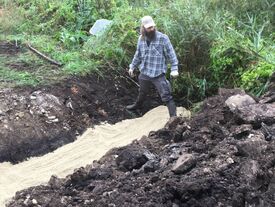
[145,29,156,40]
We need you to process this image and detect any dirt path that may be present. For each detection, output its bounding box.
[0,106,189,206]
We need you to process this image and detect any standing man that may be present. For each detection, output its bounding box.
[127,16,179,117]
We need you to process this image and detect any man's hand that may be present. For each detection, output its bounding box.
[170,70,179,78]
[128,68,134,77]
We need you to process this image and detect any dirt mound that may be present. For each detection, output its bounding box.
[7,87,275,206]
[1,106,190,206]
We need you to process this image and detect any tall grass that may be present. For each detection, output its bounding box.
[0,1,24,37]
[0,0,274,102]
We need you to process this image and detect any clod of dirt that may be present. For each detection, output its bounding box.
[171,153,196,174]
[115,146,149,172]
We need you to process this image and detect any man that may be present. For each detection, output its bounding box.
[126,16,179,117]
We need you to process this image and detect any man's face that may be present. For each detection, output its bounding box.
[144,26,156,39]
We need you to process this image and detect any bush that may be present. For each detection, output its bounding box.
[241,61,275,96]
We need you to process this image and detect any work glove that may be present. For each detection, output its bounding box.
[170,70,179,78]
[128,68,134,77]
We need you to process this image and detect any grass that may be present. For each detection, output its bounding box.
[0,33,101,88]
[0,44,68,88]
[0,0,274,99]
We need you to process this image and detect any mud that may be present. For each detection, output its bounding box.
[6,86,275,207]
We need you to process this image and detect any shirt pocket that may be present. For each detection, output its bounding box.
[151,45,162,56]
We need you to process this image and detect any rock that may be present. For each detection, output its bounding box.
[15,112,24,118]
[49,175,63,189]
[230,124,253,139]
[116,147,149,171]
[239,160,260,185]
[32,199,38,205]
[182,129,191,140]
[213,156,235,172]
[261,122,275,141]
[47,115,56,120]
[98,108,108,117]
[225,94,256,111]
[0,109,5,116]
[23,195,31,206]
[30,95,37,100]
[218,88,246,97]
[173,123,191,142]
[236,134,268,158]
[236,103,275,124]
[142,160,159,173]
[172,153,196,174]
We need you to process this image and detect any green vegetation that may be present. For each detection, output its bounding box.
[0,0,274,104]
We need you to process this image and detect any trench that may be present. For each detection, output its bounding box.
[0,106,189,206]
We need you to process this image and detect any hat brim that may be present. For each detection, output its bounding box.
[144,23,156,29]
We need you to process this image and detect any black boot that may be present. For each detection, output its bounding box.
[127,78,149,110]
[167,100,177,117]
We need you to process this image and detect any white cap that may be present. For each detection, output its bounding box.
[141,16,156,29]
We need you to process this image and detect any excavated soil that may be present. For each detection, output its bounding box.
[0,41,161,163]
[6,85,275,207]
[0,106,190,206]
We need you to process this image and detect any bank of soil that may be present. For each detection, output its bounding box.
[0,41,161,163]
[7,82,275,206]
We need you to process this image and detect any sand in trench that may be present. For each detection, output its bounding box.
[0,106,190,206]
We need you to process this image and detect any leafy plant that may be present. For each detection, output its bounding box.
[241,61,275,96]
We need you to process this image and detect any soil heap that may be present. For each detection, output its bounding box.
[7,84,275,206]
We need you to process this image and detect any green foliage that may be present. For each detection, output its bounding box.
[0,66,40,86]
[0,0,274,101]
[241,61,275,96]
[209,10,274,95]
[15,0,116,34]
[0,1,24,36]
[172,72,209,106]
[28,35,99,75]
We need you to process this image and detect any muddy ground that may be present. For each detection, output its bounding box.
[0,41,161,163]
[7,79,275,206]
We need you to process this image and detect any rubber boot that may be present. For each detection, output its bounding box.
[127,78,149,110]
[167,100,177,117]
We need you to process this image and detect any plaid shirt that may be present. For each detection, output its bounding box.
[130,31,178,78]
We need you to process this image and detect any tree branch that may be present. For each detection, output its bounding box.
[27,43,63,67]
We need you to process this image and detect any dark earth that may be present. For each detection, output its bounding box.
[1,41,275,206]
[0,41,161,163]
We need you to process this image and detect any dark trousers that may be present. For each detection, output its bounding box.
[136,73,177,117]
